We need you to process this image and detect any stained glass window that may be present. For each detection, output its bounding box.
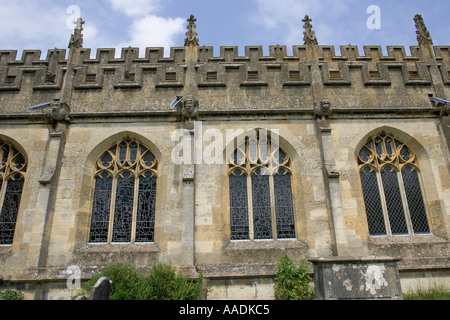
[360,167,386,236]
[252,172,272,240]
[0,143,27,245]
[89,173,113,243]
[358,133,430,236]
[89,140,158,244]
[229,169,249,240]
[228,131,296,241]
[135,171,157,243]
[274,169,296,239]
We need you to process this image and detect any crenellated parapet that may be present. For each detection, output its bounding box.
[0,14,449,115]
[1,45,449,90]
[0,49,68,91]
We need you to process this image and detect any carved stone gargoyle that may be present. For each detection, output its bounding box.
[46,100,71,124]
[315,99,332,117]
[180,95,199,122]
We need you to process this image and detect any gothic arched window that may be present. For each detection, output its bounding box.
[358,133,430,236]
[228,131,296,241]
[89,140,158,244]
[0,142,27,245]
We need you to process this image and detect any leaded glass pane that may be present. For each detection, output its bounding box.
[229,170,249,240]
[360,167,386,236]
[89,172,113,243]
[400,146,411,161]
[130,142,138,163]
[375,138,383,159]
[143,151,155,167]
[101,153,112,168]
[1,145,10,164]
[249,137,258,163]
[274,170,295,239]
[112,172,135,243]
[402,166,430,234]
[0,176,24,245]
[119,142,127,162]
[251,172,272,240]
[14,154,26,171]
[135,172,157,242]
[359,148,371,163]
[381,166,408,235]
[385,138,393,157]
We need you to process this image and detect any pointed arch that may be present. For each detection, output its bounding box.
[226,128,297,241]
[84,132,160,244]
[357,131,430,236]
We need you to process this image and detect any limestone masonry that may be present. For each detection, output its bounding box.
[0,14,449,300]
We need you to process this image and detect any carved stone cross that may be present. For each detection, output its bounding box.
[302,15,318,46]
[414,14,433,46]
[185,14,199,47]
[69,17,85,49]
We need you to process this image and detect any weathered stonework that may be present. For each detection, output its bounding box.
[310,256,403,300]
[0,15,449,300]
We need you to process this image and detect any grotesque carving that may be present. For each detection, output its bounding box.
[46,100,71,123]
[315,99,332,117]
[181,95,199,122]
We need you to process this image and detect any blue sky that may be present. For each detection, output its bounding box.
[0,0,448,58]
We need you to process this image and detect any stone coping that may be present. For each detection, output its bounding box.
[309,256,403,264]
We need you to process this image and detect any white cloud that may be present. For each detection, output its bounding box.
[106,0,185,56]
[252,0,356,46]
[108,0,163,17]
[117,15,185,53]
[0,1,70,52]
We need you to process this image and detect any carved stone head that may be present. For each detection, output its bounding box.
[182,96,199,121]
[46,100,71,123]
[321,100,331,112]
[314,99,332,117]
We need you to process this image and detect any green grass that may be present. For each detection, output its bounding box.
[403,283,450,300]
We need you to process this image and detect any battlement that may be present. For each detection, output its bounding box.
[0,14,448,116]
[1,45,449,91]
[2,44,450,65]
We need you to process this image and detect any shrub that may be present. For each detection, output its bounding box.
[0,279,24,301]
[83,262,202,300]
[83,262,142,300]
[274,255,314,300]
[143,263,202,300]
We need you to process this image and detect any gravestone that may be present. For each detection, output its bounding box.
[90,277,112,300]
[309,256,403,300]
[75,277,112,300]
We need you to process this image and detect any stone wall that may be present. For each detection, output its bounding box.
[0,34,449,299]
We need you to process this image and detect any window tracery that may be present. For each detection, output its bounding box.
[89,140,158,243]
[0,142,26,245]
[358,133,430,236]
[228,132,296,241]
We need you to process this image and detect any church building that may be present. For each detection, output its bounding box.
[0,14,449,300]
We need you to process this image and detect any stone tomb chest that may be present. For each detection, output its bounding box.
[309,257,403,300]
